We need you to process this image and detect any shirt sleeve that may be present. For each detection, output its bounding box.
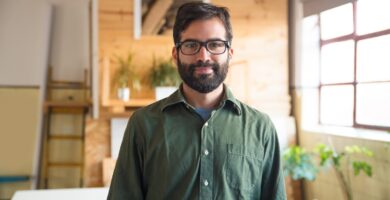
[107,114,145,200]
[260,119,287,200]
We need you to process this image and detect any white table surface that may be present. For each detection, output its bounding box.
[12,187,109,200]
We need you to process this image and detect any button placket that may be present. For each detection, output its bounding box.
[199,120,213,198]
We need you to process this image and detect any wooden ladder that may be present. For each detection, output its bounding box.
[38,67,91,189]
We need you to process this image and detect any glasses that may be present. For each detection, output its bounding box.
[175,39,230,55]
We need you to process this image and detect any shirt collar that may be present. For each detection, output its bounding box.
[161,84,242,115]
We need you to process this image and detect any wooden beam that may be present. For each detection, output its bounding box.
[99,10,133,16]
[142,0,173,35]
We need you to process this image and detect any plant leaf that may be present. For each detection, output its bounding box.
[352,161,373,177]
[283,146,318,181]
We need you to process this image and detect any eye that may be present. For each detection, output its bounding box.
[183,41,199,49]
[208,41,225,50]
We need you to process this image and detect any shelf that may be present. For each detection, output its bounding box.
[101,98,155,116]
[44,101,90,108]
[49,135,83,140]
[102,111,134,118]
[48,162,83,167]
[103,98,155,108]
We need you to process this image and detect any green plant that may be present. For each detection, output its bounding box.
[149,58,181,87]
[113,53,141,91]
[283,146,318,181]
[314,143,373,200]
[283,142,374,200]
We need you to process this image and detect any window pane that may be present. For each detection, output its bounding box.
[320,3,353,40]
[357,35,390,82]
[320,85,354,126]
[356,83,390,127]
[302,15,321,87]
[321,40,354,84]
[356,0,390,35]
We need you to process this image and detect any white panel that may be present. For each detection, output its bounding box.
[92,0,99,118]
[0,0,52,86]
[110,118,129,159]
[12,188,109,200]
[49,0,90,81]
[134,0,142,39]
[269,116,297,150]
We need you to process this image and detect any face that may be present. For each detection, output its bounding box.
[172,17,234,93]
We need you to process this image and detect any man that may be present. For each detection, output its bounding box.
[107,2,286,200]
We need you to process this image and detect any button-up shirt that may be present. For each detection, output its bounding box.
[107,85,286,200]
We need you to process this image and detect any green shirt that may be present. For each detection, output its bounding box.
[107,85,286,200]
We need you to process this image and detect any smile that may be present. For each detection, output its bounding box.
[194,67,213,74]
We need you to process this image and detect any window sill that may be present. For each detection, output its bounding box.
[302,124,390,143]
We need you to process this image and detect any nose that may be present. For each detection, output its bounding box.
[195,46,211,62]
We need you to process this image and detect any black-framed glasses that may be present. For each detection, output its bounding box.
[175,39,230,55]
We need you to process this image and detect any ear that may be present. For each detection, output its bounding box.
[228,47,234,60]
[172,46,178,65]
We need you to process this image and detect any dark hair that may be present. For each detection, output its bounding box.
[173,2,233,45]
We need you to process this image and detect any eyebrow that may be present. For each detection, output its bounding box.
[181,38,226,42]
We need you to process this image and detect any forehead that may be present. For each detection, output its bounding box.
[180,17,227,41]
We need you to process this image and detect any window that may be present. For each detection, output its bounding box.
[302,0,390,130]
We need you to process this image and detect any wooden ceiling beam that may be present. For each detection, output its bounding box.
[142,0,173,35]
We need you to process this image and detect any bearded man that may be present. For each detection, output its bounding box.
[107,2,286,200]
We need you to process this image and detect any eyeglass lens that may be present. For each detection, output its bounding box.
[180,40,227,55]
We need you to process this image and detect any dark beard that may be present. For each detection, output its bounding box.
[177,57,229,93]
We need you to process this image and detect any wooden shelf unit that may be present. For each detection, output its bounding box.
[101,55,155,113]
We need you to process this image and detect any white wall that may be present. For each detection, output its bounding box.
[0,0,91,86]
[0,0,52,86]
[0,0,94,194]
[48,0,90,82]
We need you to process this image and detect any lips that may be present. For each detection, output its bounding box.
[195,66,213,74]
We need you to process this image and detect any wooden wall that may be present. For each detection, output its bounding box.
[217,0,290,116]
[84,117,111,187]
[85,0,289,189]
[299,131,390,200]
[97,0,289,108]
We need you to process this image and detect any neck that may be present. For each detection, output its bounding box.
[182,83,224,109]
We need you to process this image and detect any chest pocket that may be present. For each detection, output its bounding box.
[225,144,263,191]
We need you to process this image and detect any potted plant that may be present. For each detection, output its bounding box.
[283,145,318,200]
[283,145,318,181]
[282,142,374,200]
[149,57,181,100]
[314,144,373,200]
[113,53,141,101]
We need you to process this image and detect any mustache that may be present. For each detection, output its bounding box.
[189,61,218,69]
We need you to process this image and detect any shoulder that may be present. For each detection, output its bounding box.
[235,100,273,125]
[241,105,281,152]
[131,88,184,121]
[233,100,277,140]
[130,98,167,122]
[125,99,168,142]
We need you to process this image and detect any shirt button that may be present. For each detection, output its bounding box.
[204,150,209,156]
[204,180,209,186]
[205,122,208,127]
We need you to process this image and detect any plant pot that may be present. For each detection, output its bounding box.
[155,86,177,100]
[117,87,130,101]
